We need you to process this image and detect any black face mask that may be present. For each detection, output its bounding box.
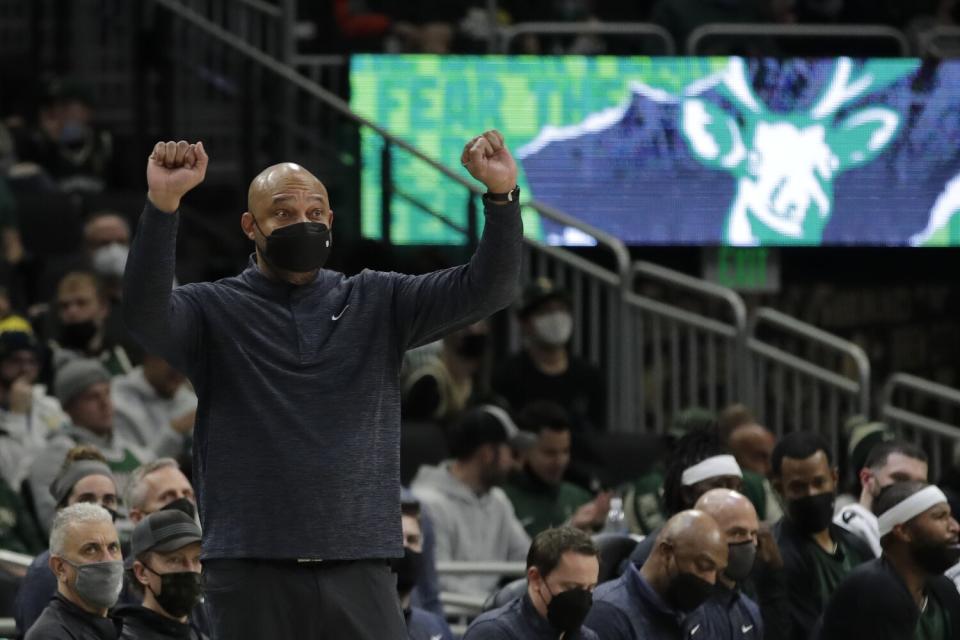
[145,568,203,619]
[665,571,715,612]
[456,333,488,359]
[255,218,331,273]
[390,548,423,595]
[59,320,98,350]
[543,584,593,633]
[788,492,836,535]
[161,498,197,521]
[911,541,960,574]
[724,540,757,582]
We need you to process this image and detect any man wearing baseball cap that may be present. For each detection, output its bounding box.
[492,277,605,432]
[28,358,152,533]
[412,406,531,598]
[116,509,205,639]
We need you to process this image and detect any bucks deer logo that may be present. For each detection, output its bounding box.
[680,57,902,245]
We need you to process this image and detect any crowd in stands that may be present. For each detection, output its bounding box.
[301,0,960,54]
[2,239,959,638]
[1,64,960,640]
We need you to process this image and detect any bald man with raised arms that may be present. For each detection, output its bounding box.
[122,135,523,639]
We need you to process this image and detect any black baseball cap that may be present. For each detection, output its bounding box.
[517,278,571,318]
[127,509,202,568]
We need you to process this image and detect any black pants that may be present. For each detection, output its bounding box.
[203,558,407,639]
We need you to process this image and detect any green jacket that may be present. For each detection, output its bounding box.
[503,468,593,538]
[0,476,45,554]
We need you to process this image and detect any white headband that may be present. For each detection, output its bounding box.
[681,455,743,486]
[877,486,948,537]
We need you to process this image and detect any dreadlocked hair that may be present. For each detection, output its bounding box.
[662,422,728,516]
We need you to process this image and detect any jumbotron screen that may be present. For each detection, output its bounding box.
[350,55,960,247]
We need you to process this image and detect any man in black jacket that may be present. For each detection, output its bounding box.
[770,432,872,640]
[26,503,123,640]
[820,482,960,640]
[115,509,205,640]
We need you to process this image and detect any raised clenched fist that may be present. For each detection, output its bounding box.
[146,140,209,213]
[460,130,518,196]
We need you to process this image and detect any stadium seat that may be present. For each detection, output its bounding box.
[481,577,527,613]
[593,532,640,583]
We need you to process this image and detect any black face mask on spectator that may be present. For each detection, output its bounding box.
[390,548,423,595]
[144,567,203,618]
[161,497,197,521]
[788,492,836,535]
[544,585,593,633]
[665,571,715,612]
[59,320,98,350]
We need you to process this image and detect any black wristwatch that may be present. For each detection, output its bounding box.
[484,185,520,203]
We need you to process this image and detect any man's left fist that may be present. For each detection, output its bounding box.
[461,130,518,194]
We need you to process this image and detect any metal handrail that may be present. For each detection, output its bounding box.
[883,373,960,408]
[631,261,748,333]
[236,0,282,18]
[435,561,527,576]
[686,23,911,56]
[751,307,871,413]
[498,21,676,54]
[918,26,960,58]
[0,549,33,567]
[152,0,633,284]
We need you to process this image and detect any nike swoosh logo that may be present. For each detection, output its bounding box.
[332,304,350,321]
[430,636,442,640]
[690,624,700,636]
[742,625,753,633]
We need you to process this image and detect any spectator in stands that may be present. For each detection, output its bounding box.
[0,473,45,554]
[834,440,928,558]
[839,418,895,503]
[586,510,727,639]
[503,401,610,537]
[412,407,531,598]
[820,482,960,640]
[25,503,123,640]
[125,459,196,525]
[9,78,115,195]
[493,277,605,432]
[116,509,205,640]
[84,212,131,301]
[127,134,520,638]
[771,431,872,640]
[28,359,151,533]
[402,320,490,425]
[0,330,69,489]
[720,404,783,523]
[112,355,197,458]
[687,489,766,639]
[464,526,601,639]
[50,272,133,375]
[395,496,454,640]
[624,407,714,536]
[15,447,119,634]
[0,175,25,265]
[650,0,771,53]
[625,424,743,568]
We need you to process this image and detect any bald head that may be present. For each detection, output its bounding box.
[640,510,727,609]
[240,162,335,283]
[728,424,776,477]
[247,163,328,215]
[695,489,759,545]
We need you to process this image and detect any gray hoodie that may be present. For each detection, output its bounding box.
[411,462,530,598]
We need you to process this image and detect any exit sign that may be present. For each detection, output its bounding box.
[703,247,780,292]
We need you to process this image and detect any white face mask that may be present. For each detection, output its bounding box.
[92,242,129,278]
[532,311,573,346]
